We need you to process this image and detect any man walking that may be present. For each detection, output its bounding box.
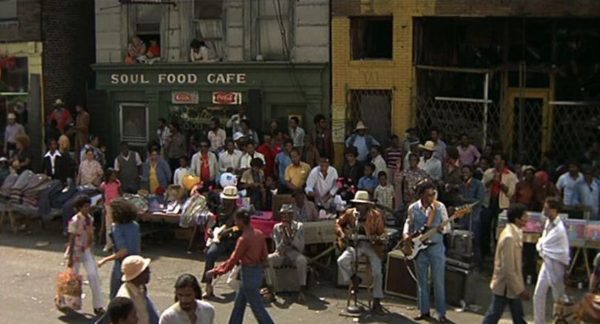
[533,197,570,324]
[207,210,274,324]
[483,203,530,324]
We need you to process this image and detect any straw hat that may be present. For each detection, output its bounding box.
[350,190,374,205]
[54,99,64,106]
[121,255,151,282]
[354,121,368,132]
[419,140,437,152]
[522,165,536,174]
[220,185,239,200]
[7,113,16,120]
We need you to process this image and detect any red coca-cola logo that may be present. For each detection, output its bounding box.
[174,93,193,102]
[212,92,241,105]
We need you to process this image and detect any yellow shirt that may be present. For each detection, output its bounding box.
[149,164,159,193]
[285,162,311,188]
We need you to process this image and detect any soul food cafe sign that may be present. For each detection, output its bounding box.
[109,72,247,85]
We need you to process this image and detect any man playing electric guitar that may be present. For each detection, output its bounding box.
[403,181,451,323]
[336,190,387,314]
[201,186,242,298]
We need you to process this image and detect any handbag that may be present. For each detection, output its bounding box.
[578,293,600,323]
[226,265,241,291]
[54,269,82,312]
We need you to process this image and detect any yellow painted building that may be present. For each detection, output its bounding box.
[331,1,429,164]
[332,0,600,165]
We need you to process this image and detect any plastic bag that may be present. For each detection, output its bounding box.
[226,265,241,291]
[54,270,82,312]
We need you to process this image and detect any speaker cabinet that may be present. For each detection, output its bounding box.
[384,250,417,300]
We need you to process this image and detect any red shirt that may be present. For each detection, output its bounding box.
[491,167,510,197]
[256,144,276,177]
[148,45,160,57]
[213,226,268,276]
[200,153,210,182]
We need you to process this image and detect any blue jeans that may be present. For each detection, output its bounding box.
[202,239,237,284]
[229,265,274,324]
[415,243,446,317]
[482,294,526,324]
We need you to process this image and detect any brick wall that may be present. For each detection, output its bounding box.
[41,0,95,115]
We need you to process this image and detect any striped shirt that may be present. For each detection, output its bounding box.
[386,147,403,170]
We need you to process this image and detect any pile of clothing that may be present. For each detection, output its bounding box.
[0,171,54,218]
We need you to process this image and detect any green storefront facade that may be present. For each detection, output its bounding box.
[92,62,329,155]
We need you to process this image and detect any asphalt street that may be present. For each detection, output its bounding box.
[0,221,566,324]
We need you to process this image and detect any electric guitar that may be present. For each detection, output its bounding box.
[397,202,476,260]
[336,231,388,251]
[206,224,240,247]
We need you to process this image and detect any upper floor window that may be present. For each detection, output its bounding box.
[350,16,393,60]
[193,0,223,61]
[0,0,17,23]
[256,0,292,61]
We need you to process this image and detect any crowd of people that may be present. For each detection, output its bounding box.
[3,98,600,323]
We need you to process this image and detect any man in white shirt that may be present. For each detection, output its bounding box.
[173,156,191,186]
[288,116,305,151]
[225,106,247,134]
[556,162,584,206]
[159,274,215,324]
[218,139,243,173]
[533,197,570,324]
[305,158,338,209]
[430,128,447,163]
[239,142,265,170]
[420,141,442,181]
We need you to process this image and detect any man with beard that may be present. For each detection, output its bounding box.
[159,274,215,324]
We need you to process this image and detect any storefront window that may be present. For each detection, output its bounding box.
[0,57,28,92]
[168,104,234,137]
[119,103,149,142]
[0,0,17,23]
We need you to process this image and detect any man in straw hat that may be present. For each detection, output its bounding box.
[265,204,308,302]
[336,190,386,313]
[4,112,24,157]
[201,185,241,298]
[116,255,159,324]
[345,121,379,163]
[207,209,274,324]
[419,140,442,182]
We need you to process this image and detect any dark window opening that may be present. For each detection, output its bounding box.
[351,17,393,60]
[194,0,222,19]
[0,57,28,92]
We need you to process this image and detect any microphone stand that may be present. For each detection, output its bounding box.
[345,211,365,315]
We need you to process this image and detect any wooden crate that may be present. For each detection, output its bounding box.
[304,220,337,245]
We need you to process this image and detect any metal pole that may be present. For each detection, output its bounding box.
[483,73,489,149]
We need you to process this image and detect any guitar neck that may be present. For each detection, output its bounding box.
[419,214,459,241]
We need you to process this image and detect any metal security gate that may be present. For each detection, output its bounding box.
[551,102,600,162]
[348,89,392,143]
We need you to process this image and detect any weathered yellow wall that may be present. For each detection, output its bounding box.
[331,1,437,165]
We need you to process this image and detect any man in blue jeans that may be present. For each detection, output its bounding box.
[207,209,274,324]
[403,182,451,323]
[483,203,530,324]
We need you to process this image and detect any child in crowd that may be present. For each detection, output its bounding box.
[101,168,122,251]
[357,163,378,195]
[373,171,395,225]
[173,156,191,186]
[65,195,105,315]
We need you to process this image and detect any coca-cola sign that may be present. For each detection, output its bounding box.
[171,91,199,104]
[212,92,242,105]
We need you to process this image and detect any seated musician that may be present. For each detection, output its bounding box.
[201,185,241,298]
[265,204,308,302]
[336,190,386,313]
[403,181,450,323]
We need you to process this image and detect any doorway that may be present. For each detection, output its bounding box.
[506,89,550,165]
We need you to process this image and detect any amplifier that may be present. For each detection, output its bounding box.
[384,250,417,300]
[445,264,477,307]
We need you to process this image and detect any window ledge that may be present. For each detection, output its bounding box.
[349,60,395,67]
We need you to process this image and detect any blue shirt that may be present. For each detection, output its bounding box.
[357,175,378,191]
[111,221,141,275]
[275,152,292,184]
